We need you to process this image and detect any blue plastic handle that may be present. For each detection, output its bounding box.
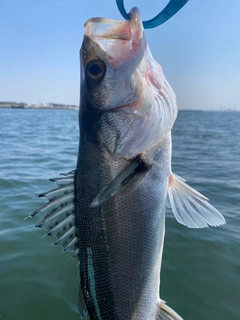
[116,0,189,28]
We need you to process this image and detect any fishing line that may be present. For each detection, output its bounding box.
[116,0,189,28]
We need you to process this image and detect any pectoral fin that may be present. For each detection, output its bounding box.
[90,157,151,208]
[156,300,183,320]
[167,173,225,228]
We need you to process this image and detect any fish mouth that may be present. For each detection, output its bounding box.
[84,7,143,42]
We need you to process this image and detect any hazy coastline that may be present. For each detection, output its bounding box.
[0,101,78,110]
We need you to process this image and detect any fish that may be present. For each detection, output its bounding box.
[30,7,225,320]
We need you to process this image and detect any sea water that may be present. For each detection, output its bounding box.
[0,108,239,320]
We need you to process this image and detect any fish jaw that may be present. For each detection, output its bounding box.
[83,7,145,67]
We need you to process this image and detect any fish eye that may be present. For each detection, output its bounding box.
[85,60,106,82]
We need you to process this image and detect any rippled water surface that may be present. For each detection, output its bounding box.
[0,109,239,320]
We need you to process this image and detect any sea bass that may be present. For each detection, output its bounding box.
[31,7,225,320]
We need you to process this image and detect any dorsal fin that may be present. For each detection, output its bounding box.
[28,170,78,255]
[29,170,90,319]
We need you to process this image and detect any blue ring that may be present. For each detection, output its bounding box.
[116,0,189,29]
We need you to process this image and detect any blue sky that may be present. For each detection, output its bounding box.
[0,0,240,110]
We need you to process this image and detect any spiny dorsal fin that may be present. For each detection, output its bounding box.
[167,173,225,228]
[90,156,151,208]
[29,170,78,254]
[38,185,74,201]
[60,169,75,176]
[49,177,74,186]
[29,170,89,318]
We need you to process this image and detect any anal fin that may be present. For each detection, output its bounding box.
[156,301,183,320]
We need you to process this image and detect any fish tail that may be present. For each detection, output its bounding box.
[156,300,184,320]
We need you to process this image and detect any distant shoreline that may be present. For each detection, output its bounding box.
[0,102,78,110]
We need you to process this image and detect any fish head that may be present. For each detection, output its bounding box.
[80,7,145,110]
[80,7,177,159]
